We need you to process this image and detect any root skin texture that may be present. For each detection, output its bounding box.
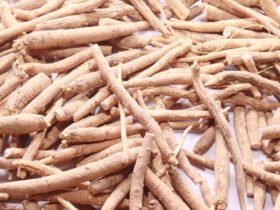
[92,44,176,165]
[0,148,140,196]
[0,1,280,209]
[192,63,246,210]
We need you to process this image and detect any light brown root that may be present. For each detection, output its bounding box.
[76,137,142,166]
[0,147,140,196]
[88,170,129,195]
[234,106,254,197]
[254,162,266,210]
[214,128,229,210]
[130,133,153,210]
[129,0,170,37]
[92,44,177,165]
[192,62,246,210]
[4,73,51,114]
[145,168,190,210]
[17,130,46,179]
[57,196,78,210]
[193,126,216,155]
[101,174,131,210]
[0,114,47,135]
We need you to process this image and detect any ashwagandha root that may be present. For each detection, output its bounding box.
[0,0,106,45]
[129,0,170,37]
[179,83,252,111]
[159,63,225,75]
[174,29,224,44]
[23,50,142,114]
[4,73,51,114]
[259,0,280,25]
[61,113,112,135]
[168,166,208,210]
[0,147,140,196]
[262,161,280,173]
[12,160,62,176]
[169,18,258,33]
[0,71,28,102]
[195,38,275,52]
[14,0,65,21]
[76,137,142,166]
[0,2,18,28]
[0,157,17,170]
[20,62,91,114]
[54,94,89,122]
[0,53,16,74]
[259,124,280,140]
[205,71,280,99]
[149,142,174,190]
[270,187,279,205]
[165,0,190,20]
[40,138,126,165]
[258,111,272,154]
[0,0,280,208]
[110,107,214,121]
[4,148,55,160]
[192,126,215,155]
[234,106,254,197]
[18,22,149,50]
[223,26,276,39]
[100,174,132,210]
[17,131,46,179]
[73,87,111,122]
[192,62,246,210]
[64,41,183,95]
[161,123,214,206]
[92,44,177,165]
[135,39,192,78]
[187,3,205,20]
[88,170,129,195]
[221,0,280,37]
[122,72,212,88]
[147,191,165,210]
[140,86,198,102]
[205,4,238,21]
[60,123,144,143]
[39,122,68,150]
[145,168,190,210]
[254,162,266,210]
[227,51,280,65]
[29,45,112,61]
[0,114,47,134]
[243,163,280,186]
[31,190,130,208]
[57,196,78,210]
[35,5,134,30]
[19,46,111,75]
[246,109,261,149]
[214,128,229,210]
[110,34,148,50]
[130,133,153,210]
[184,149,215,170]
